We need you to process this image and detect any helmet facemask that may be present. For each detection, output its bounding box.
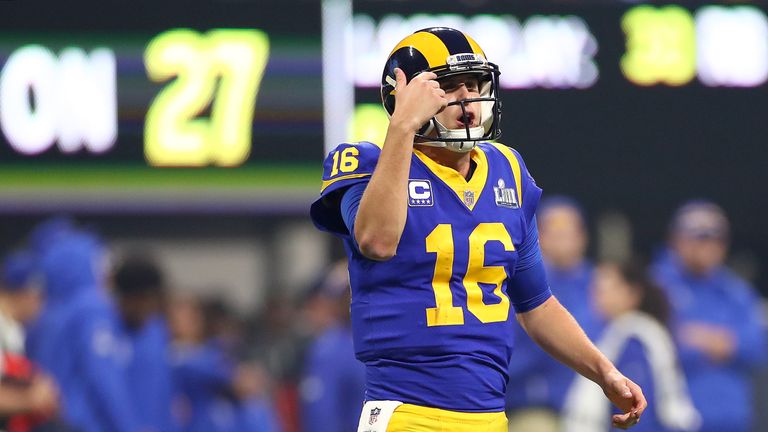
[414,59,502,153]
[380,28,503,152]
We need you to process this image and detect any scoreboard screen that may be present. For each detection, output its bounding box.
[0,0,323,212]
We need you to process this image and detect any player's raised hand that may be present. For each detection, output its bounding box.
[601,369,647,429]
[390,67,447,133]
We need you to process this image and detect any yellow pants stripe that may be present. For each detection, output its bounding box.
[387,404,507,432]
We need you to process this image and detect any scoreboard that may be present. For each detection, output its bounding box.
[336,2,768,148]
[0,0,323,213]
[1,29,271,166]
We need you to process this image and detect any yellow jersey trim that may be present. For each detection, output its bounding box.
[490,143,523,207]
[320,173,370,193]
[413,147,488,211]
[389,32,450,69]
[347,140,382,149]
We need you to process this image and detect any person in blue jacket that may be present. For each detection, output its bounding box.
[27,217,74,258]
[652,201,766,432]
[113,254,175,432]
[170,295,275,432]
[24,217,76,365]
[29,228,139,432]
[299,260,366,432]
[234,360,281,432]
[506,197,602,431]
[168,295,231,431]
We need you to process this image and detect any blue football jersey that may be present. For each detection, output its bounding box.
[310,141,545,412]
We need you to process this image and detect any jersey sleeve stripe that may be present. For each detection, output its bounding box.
[320,173,372,192]
[490,143,523,207]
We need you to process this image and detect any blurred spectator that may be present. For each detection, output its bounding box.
[23,217,76,362]
[112,254,175,432]
[248,294,305,432]
[169,295,279,432]
[233,360,281,432]
[562,260,700,432]
[0,250,60,431]
[652,201,766,432]
[29,228,139,432]
[506,197,601,431]
[205,299,281,432]
[299,260,365,432]
[26,218,74,258]
[169,295,236,431]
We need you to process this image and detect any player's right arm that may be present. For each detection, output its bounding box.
[353,68,446,260]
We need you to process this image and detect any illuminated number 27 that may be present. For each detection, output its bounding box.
[145,29,269,167]
[425,223,515,327]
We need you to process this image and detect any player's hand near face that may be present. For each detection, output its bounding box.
[389,68,447,134]
[355,67,447,261]
[601,369,647,429]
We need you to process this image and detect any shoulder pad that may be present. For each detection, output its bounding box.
[486,142,542,225]
[319,141,380,197]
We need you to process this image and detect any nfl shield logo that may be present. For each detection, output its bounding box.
[368,407,381,425]
[463,190,475,207]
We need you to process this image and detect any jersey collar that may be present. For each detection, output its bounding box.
[413,147,488,211]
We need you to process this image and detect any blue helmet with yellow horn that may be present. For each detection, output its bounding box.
[380,27,502,152]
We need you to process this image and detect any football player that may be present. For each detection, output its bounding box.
[310,27,646,431]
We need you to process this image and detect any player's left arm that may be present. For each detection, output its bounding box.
[517,297,646,429]
[507,210,645,429]
[505,149,645,428]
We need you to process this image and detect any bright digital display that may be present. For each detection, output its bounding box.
[621,4,768,87]
[0,29,306,168]
[696,6,768,87]
[0,0,323,212]
[327,2,768,154]
[350,13,599,90]
[0,45,117,155]
[621,5,697,86]
[144,29,269,167]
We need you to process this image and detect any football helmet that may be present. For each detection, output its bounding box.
[380,27,502,152]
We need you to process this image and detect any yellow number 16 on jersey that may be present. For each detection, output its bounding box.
[426,223,515,327]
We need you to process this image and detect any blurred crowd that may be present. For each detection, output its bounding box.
[0,218,281,432]
[505,198,766,432]
[0,198,765,432]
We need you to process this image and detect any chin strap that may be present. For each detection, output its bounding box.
[417,117,484,153]
[416,139,478,153]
